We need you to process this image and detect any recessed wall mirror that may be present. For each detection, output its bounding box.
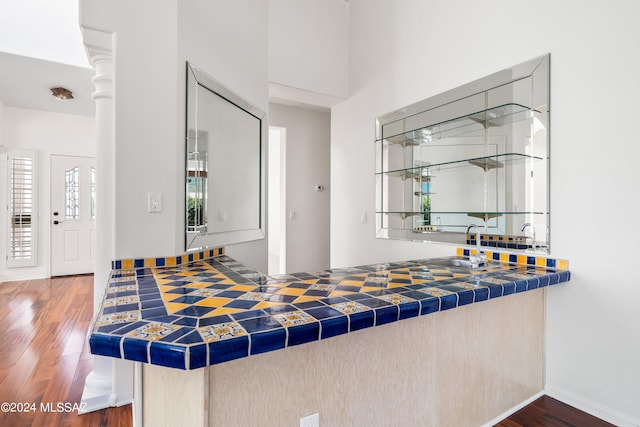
[185,62,265,251]
[375,54,550,253]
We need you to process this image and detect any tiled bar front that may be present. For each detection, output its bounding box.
[89,248,570,371]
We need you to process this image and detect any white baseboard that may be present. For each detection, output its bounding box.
[480,391,545,427]
[545,384,640,427]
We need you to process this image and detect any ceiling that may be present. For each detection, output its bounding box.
[0,52,95,117]
[0,0,95,117]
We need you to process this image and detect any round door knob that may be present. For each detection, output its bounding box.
[53,220,60,225]
[53,211,59,216]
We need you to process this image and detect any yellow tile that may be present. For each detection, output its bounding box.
[144,258,155,268]
[338,280,365,287]
[456,247,464,256]
[205,307,243,317]
[122,259,134,270]
[253,301,287,309]
[387,282,408,288]
[360,286,385,293]
[557,259,569,270]
[159,285,178,293]
[187,282,213,289]
[536,257,546,267]
[390,273,409,279]
[276,287,306,296]
[293,296,322,304]
[500,253,510,263]
[328,290,357,297]
[228,284,257,292]
[193,253,201,261]
[517,255,528,265]
[166,257,176,267]
[166,302,189,314]
[196,297,233,307]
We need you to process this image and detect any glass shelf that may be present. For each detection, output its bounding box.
[377,152,542,177]
[378,211,546,217]
[379,103,538,145]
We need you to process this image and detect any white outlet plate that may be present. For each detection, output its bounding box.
[300,413,319,427]
[148,192,162,213]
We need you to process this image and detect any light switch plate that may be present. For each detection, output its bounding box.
[148,192,162,213]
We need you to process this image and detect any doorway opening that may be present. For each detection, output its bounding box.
[268,127,286,275]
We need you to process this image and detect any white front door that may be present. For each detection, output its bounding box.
[51,155,96,276]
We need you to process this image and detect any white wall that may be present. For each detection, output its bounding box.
[0,106,95,281]
[333,1,640,425]
[268,0,348,100]
[80,0,269,271]
[269,103,330,273]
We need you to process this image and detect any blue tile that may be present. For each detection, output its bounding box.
[238,316,282,333]
[537,275,550,287]
[171,295,206,304]
[502,282,516,296]
[225,299,260,309]
[150,342,186,370]
[198,314,233,327]
[209,336,249,364]
[267,294,297,303]
[90,333,122,358]
[112,321,148,335]
[177,330,203,344]
[217,290,246,299]
[263,305,297,315]
[294,300,326,309]
[231,309,267,321]
[250,328,286,355]
[160,327,192,343]
[155,257,165,267]
[526,277,540,290]
[141,299,164,309]
[174,305,214,317]
[398,301,420,320]
[141,307,168,319]
[439,294,458,310]
[305,306,344,320]
[472,287,489,302]
[485,284,504,298]
[349,310,374,331]
[375,305,399,326]
[420,297,440,315]
[189,343,207,369]
[134,259,145,268]
[287,322,320,346]
[123,338,149,363]
[319,316,348,339]
[559,271,570,282]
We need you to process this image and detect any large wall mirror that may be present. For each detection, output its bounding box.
[375,54,550,253]
[185,62,265,251]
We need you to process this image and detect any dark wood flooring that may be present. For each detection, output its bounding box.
[0,275,132,427]
[0,276,616,427]
[495,395,617,427]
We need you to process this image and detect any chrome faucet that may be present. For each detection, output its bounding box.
[521,223,537,252]
[466,225,486,269]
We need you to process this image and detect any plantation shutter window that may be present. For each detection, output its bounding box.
[7,150,37,268]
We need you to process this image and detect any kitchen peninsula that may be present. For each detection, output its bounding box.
[89,247,570,426]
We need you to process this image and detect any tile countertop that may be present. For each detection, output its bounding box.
[89,249,570,370]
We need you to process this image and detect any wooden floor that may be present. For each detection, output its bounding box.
[495,395,616,427]
[0,275,132,427]
[0,276,616,427]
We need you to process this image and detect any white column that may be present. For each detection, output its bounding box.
[80,29,134,414]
